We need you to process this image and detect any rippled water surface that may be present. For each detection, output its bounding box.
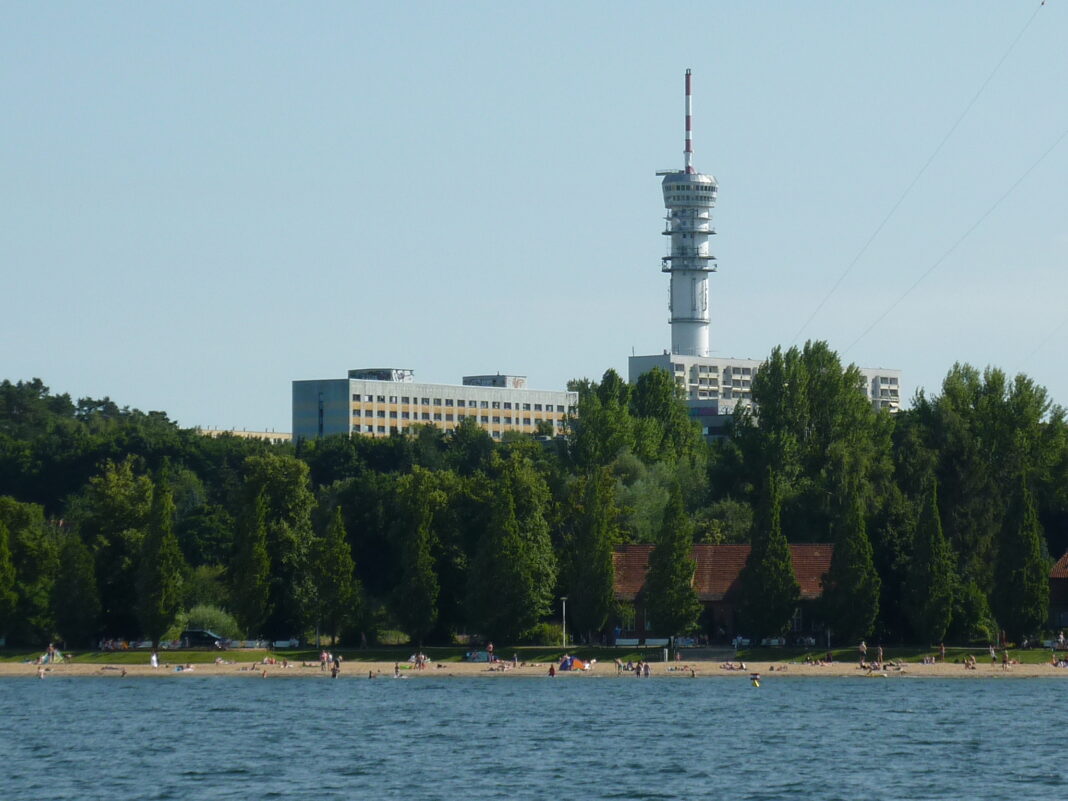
[2,674,1065,799]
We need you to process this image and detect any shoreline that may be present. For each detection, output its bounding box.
[5,659,1068,679]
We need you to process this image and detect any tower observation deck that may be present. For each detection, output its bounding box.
[657,68,718,358]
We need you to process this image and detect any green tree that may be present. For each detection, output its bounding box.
[821,492,881,642]
[737,471,800,639]
[136,480,186,649]
[903,481,956,644]
[0,497,59,644]
[392,469,441,646]
[70,457,152,636]
[564,468,618,641]
[230,491,270,637]
[0,520,17,638]
[631,367,706,466]
[467,455,557,641]
[52,535,101,647]
[568,372,635,470]
[313,505,360,644]
[992,477,1050,643]
[731,341,892,544]
[644,484,701,639]
[242,453,317,638]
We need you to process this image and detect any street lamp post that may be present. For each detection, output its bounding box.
[561,596,568,648]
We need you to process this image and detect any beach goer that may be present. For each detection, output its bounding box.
[394,663,400,678]
[643,662,651,678]
[859,640,867,661]
[548,664,555,678]
[990,644,997,663]
[939,642,946,662]
[876,645,883,664]
[150,651,158,669]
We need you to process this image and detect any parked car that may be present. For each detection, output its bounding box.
[180,629,227,649]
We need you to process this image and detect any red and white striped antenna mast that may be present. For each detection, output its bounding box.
[684,68,695,174]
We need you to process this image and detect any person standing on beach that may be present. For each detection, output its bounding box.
[940,643,946,662]
[859,641,867,662]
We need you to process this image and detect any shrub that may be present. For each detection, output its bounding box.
[179,604,242,640]
[518,622,562,646]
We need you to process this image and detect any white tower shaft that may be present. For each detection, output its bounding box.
[659,69,718,358]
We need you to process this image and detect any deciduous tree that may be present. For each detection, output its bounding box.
[137,479,186,649]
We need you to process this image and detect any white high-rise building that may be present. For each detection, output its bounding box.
[629,70,901,435]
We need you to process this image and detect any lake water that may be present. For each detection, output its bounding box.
[2,674,1065,800]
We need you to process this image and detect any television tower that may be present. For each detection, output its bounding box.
[658,68,718,358]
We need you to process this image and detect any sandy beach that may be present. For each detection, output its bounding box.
[5,658,1068,679]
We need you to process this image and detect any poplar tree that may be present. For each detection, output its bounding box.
[738,470,800,639]
[644,484,701,639]
[821,492,880,641]
[393,469,441,647]
[992,478,1050,643]
[467,455,557,641]
[903,481,956,643]
[52,535,101,647]
[314,505,360,644]
[231,491,270,637]
[136,480,186,649]
[0,521,17,638]
[565,468,619,642]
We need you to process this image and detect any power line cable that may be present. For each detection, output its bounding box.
[1023,315,1068,364]
[842,124,1068,356]
[789,0,1047,347]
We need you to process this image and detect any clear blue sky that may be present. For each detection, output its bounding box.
[4,1,1066,431]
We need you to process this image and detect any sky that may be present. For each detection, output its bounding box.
[3,1,1066,432]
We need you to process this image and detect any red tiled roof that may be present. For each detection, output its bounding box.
[613,543,834,602]
[1051,551,1068,580]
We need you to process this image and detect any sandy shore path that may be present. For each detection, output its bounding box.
[5,659,1068,679]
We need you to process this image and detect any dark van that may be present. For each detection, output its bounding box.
[180,630,226,649]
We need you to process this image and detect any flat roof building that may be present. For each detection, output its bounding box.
[293,369,577,441]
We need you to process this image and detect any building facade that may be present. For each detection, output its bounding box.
[629,353,901,436]
[292,368,577,441]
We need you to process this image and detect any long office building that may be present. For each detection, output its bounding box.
[293,368,577,441]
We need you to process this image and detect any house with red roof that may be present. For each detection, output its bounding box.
[612,543,833,641]
[1051,551,1068,630]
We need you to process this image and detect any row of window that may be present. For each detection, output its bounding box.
[354,409,555,425]
[351,393,566,412]
[353,425,522,439]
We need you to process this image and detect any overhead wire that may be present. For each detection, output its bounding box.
[842,124,1068,356]
[788,0,1047,347]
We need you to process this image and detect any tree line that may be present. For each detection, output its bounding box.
[0,341,1065,649]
